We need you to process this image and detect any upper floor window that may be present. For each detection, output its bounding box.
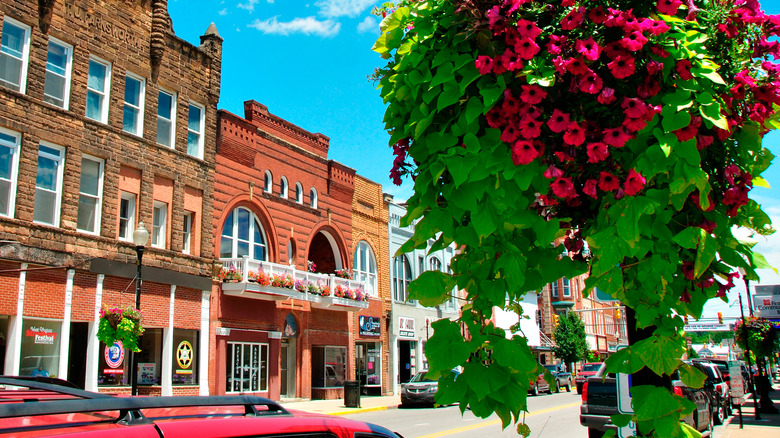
[33,143,65,226]
[77,155,104,234]
[429,257,442,272]
[157,89,176,147]
[263,171,272,193]
[393,255,413,303]
[562,277,571,297]
[118,192,136,241]
[152,201,168,249]
[0,17,30,93]
[220,207,267,261]
[310,187,317,209]
[279,176,288,199]
[86,57,111,123]
[353,241,377,297]
[182,211,193,254]
[122,74,145,136]
[551,281,559,298]
[44,37,73,109]
[295,182,303,204]
[187,102,204,159]
[0,128,21,218]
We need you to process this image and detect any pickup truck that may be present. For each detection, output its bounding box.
[543,364,572,392]
[579,364,713,437]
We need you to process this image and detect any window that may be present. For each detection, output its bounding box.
[536,309,543,330]
[136,329,163,386]
[310,187,317,209]
[187,102,204,158]
[312,345,346,388]
[220,207,267,261]
[152,201,167,248]
[279,176,288,199]
[77,155,104,234]
[287,238,296,265]
[429,257,442,272]
[43,37,72,108]
[33,143,65,226]
[182,211,193,254]
[263,171,272,193]
[563,277,571,297]
[172,330,198,385]
[156,89,176,147]
[122,73,145,136]
[0,17,30,92]
[295,182,303,204]
[20,319,61,377]
[551,281,559,298]
[118,192,136,241]
[86,57,111,123]
[393,255,413,302]
[353,241,377,297]
[0,128,21,217]
[227,342,268,393]
[98,340,130,387]
[418,255,425,274]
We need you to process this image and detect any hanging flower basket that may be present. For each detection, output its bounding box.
[733,316,778,360]
[97,304,144,352]
[334,268,351,279]
[218,266,243,282]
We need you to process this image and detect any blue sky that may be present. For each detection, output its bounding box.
[168,1,780,320]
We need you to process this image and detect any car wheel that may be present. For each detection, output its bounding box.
[713,400,724,425]
[588,428,605,438]
[566,383,572,392]
[554,382,560,393]
[705,407,714,436]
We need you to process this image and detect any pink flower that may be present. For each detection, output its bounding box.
[561,7,585,31]
[519,118,542,139]
[475,56,494,75]
[608,55,636,79]
[516,19,542,39]
[622,31,648,51]
[543,165,564,179]
[578,70,603,94]
[512,140,539,165]
[546,35,568,55]
[621,97,648,118]
[646,60,663,75]
[576,38,601,61]
[598,172,620,191]
[680,288,691,303]
[501,122,521,143]
[623,169,646,196]
[519,85,547,105]
[676,60,694,80]
[645,20,670,36]
[566,57,589,75]
[500,50,524,71]
[586,142,609,163]
[673,116,701,142]
[547,109,571,133]
[598,87,617,105]
[563,121,586,146]
[650,45,670,59]
[588,6,607,24]
[681,261,695,280]
[657,0,682,15]
[515,37,540,60]
[623,116,648,132]
[583,179,598,198]
[550,177,577,199]
[603,127,631,147]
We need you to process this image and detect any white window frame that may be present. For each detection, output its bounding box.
[118,192,136,241]
[393,255,413,303]
[85,56,111,123]
[220,207,268,261]
[295,182,303,204]
[226,342,269,393]
[0,127,21,218]
[0,17,31,93]
[43,36,73,109]
[563,277,571,297]
[279,176,288,199]
[187,102,205,159]
[122,72,145,136]
[156,88,176,148]
[263,171,272,193]
[76,154,104,235]
[551,281,559,298]
[182,211,193,254]
[429,256,442,272]
[353,241,377,298]
[152,201,168,249]
[33,142,65,226]
[309,187,317,209]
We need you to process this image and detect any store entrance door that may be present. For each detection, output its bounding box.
[68,322,89,389]
[280,338,296,398]
[398,340,416,383]
[356,342,381,395]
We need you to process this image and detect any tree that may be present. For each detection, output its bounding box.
[552,311,588,370]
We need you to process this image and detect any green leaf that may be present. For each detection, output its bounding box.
[465,96,484,124]
[678,363,706,388]
[634,336,682,376]
[437,83,461,111]
[662,110,692,133]
[699,103,729,130]
[694,233,719,278]
[611,414,634,427]
[408,270,457,306]
[425,319,472,371]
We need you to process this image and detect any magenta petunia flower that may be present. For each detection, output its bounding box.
[500,49,524,71]
[696,134,714,150]
[543,165,564,179]
[646,60,663,75]
[550,176,577,199]
[583,179,598,198]
[501,122,521,143]
[598,87,617,105]
[623,116,648,132]
[475,56,494,75]
[512,140,539,165]
[519,84,547,105]
[485,108,505,129]
[515,37,540,60]
[622,31,648,52]
[680,288,691,303]
[603,127,631,147]
[673,115,701,142]
[547,109,571,133]
[605,7,627,28]
[621,97,648,118]
[586,142,609,163]
[487,6,505,31]
[645,20,671,35]
[519,118,542,139]
[563,121,586,146]
[623,169,646,196]
[649,45,670,59]
[638,77,661,99]
[681,261,696,281]
[561,7,585,31]
[598,171,620,191]
[657,0,682,16]
[566,57,589,75]
[676,59,694,80]
[576,38,601,61]
[516,19,542,39]
[578,70,603,94]
[608,55,636,79]
[546,35,568,55]
[589,6,607,24]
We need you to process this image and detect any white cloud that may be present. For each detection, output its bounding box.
[316,0,377,18]
[248,16,341,37]
[218,8,228,16]
[356,16,376,33]
[237,0,260,13]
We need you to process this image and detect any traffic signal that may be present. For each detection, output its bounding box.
[684,315,689,325]
[615,308,621,319]
[718,312,723,324]
[553,314,560,327]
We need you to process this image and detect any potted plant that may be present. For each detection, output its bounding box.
[218,266,242,282]
[97,304,144,352]
[335,268,351,279]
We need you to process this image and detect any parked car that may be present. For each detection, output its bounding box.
[690,361,730,425]
[543,364,572,392]
[529,370,553,396]
[575,362,603,394]
[0,376,403,437]
[400,369,460,407]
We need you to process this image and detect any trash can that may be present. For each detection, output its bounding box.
[344,380,361,407]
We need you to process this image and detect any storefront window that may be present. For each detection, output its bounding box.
[226,342,268,393]
[312,345,346,388]
[20,319,61,377]
[173,329,198,385]
[357,342,381,387]
[136,328,162,385]
[98,341,130,386]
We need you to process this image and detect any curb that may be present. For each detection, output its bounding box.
[328,403,401,416]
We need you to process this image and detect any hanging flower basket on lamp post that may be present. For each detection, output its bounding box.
[97,304,145,352]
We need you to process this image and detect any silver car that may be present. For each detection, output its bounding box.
[401,371,438,406]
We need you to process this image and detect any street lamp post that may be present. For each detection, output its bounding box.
[737,270,760,421]
[130,222,149,396]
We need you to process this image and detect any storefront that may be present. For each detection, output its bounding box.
[356,315,382,395]
[397,316,418,384]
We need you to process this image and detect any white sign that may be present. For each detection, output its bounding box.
[683,323,729,332]
[615,345,636,438]
[398,317,415,338]
[728,361,745,403]
[215,327,231,336]
[755,295,780,319]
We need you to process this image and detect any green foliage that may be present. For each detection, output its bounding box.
[552,312,588,366]
[97,305,144,352]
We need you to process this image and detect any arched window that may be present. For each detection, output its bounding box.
[264,171,272,193]
[429,257,442,272]
[287,238,296,265]
[393,255,413,303]
[310,188,318,209]
[280,176,288,199]
[353,241,377,297]
[295,182,303,204]
[220,207,267,261]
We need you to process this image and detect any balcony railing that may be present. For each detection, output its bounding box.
[218,257,369,312]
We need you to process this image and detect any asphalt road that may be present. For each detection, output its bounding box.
[344,390,586,438]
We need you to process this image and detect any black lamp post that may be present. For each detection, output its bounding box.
[130,222,149,396]
[737,267,760,420]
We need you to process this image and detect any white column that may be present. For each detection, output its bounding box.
[391,335,398,395]
[5,264,27,376]
[57,270,75,380]
[84,274,104,392]
[161,285,176,396]
[199,289,211,395]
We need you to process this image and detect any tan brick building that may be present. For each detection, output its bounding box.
[0,0,221,395]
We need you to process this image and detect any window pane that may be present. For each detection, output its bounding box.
[87,61,105,92]
[80,159,100,195]
[124,76,140,106]
[187,132,199,156]
[86,92,102,120]
[237,241,249,257]
[43,73,65,106]
[172,330,198,385]
[253,244,265,261]
[222,211,234,237]
[220,236,232,258]
[0,180,10,216]
[237,209,249,240]
[77,195,97,231]
[158,92,172,116]
[156,119,171,146]
[36,155,57,190]
[46,42,67,76]
[122,106,139,133]
[1,24,25,55]
[33,189,55,224]
[188,105,201,131]
[0,141,13,179]
[0,56,21,89]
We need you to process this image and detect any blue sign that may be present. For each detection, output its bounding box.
[359,315,381,337]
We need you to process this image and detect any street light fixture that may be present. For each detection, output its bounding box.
[737,267,760,421]
[130,222,149,396]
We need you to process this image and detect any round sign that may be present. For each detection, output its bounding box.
[176,340,193,369]
[104,341,125,369]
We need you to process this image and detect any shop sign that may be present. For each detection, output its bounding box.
[26,326,57,344]
[359,315,381,337]
[755,295,780,319]
[103,341,125,374]
[398,317,415,338]
[176,340,193,375]
[138,363,156,384]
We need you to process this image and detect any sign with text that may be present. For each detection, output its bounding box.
[728,361,745,403]
[755,295,780,319]
[398,317,415,338]
[615,345,636,438]
[683,322,730,332]
[359,315,381,337]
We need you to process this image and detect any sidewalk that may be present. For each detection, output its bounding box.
[279,394,402,416]
[717,381,780,438]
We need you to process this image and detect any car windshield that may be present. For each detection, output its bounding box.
[410,372,435,383]
[544,365,557,372]
[582,363,601,372]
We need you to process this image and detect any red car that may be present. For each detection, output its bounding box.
[575,362,603,394]
[0,376,402,438]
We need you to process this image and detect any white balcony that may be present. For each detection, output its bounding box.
[218,257,369,312]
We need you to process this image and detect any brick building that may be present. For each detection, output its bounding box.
[0,1,221,395]
[350,176,392,395]
[212,101,373,400]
